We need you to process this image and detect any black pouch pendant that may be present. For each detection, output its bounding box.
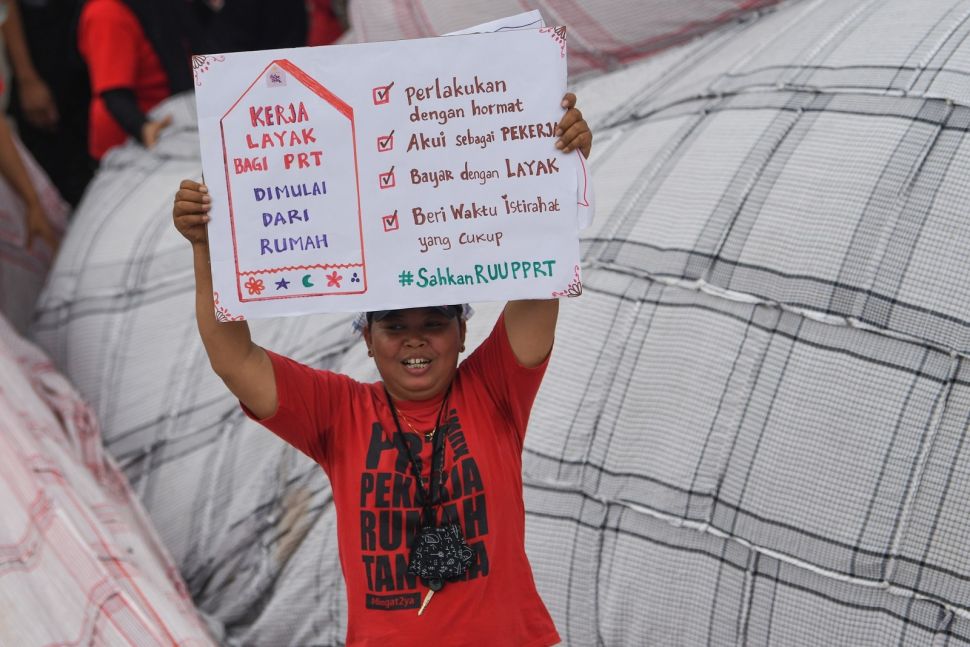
[407,523,473,581]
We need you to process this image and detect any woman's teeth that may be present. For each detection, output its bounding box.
[403,359,430,367]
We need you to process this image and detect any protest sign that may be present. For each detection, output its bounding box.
[194,27,587,320]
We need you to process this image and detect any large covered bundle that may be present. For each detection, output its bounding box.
[32,95,353,644]
[344,0,781,78]
[531,0,970,643]
[0,311,212,645]
[31,0,970,644]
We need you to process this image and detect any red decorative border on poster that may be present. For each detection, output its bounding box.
[218,59,367,303]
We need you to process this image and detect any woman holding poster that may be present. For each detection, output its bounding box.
[173,93,590,646]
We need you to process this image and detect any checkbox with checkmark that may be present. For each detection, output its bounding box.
[382,210,399,232]
[379,166,396,189]
[377,130,395,152]
[373,82,394,105]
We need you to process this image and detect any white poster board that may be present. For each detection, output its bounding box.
[194,27,586,320]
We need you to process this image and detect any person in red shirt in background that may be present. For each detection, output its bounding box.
[307,0,346,46]
[77,0,200,160]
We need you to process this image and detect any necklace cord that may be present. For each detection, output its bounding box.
[384,385,452,526]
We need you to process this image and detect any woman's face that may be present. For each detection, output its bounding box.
[363,307,466,402]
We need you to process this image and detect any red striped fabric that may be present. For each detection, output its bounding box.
[346,0,781,77]
[0,314,214,646]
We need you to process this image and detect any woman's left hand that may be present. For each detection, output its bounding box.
[556,93,592,158]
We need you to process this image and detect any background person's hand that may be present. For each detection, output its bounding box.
[24,201,59,253]
[556,92,592,158]
[173,179,211,246]
[142,114,173,148]
[18,77,59,130]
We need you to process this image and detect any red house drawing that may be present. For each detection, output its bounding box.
[220,59,366,303]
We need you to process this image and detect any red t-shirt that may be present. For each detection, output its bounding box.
[78,0,171,159]
[307,0,344,46]
[248,315,561,647]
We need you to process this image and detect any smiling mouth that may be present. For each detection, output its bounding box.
[402,358,431,369]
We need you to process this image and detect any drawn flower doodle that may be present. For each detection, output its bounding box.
[244,277,265,295]
[192,54,226,86]
[539,26,567,58]
[213,292,244,322]
[551,265,583,298]
[326,271,343,288]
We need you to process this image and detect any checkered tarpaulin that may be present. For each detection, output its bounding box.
[26,0,970,644]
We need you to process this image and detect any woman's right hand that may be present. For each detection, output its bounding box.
[173,179,211,246]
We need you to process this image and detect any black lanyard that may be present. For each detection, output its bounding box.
[384,385,452,527]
